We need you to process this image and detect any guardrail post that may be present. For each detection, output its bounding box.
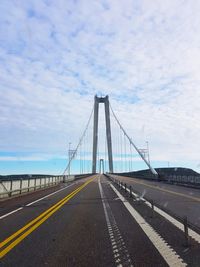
[9,180,13,197]
[40,177,42,189]
[129,185,132,198]
[34,178,36,191]
[20,179,23,194]
[150,200,154,218]
[183,216,189,247]
[28,178,30,192]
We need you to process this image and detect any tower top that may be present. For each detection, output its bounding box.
[94,95,109,103]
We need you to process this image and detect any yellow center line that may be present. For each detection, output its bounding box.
[124,177,200,202]
[1,177,92,249]
[0,176,96,258]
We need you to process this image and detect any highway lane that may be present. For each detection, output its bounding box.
[1,175,199,266]
[0,181,70,217]
[0,177,91,218]
[111,174,200,228]
[0,176,94,241]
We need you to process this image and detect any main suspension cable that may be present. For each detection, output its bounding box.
[109,104,158,176]
[62,107,94,176]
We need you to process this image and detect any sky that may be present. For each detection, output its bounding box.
[1,0,200,175]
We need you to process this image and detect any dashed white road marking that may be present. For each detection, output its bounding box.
[0,183,74,220]
[98,177,133,267]
[26,183,74,206]
[0,207,23,219]
[110,183,187,267]
[118,181,200,245]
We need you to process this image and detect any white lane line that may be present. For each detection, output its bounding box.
[98,178,133,267]
[110,183,187,267]
[0,183,75,220]
[118,182,200,244]
[26,183,74,206]
[145,202,200,244]
[0,207,23,219]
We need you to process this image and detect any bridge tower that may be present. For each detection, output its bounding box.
[92,95,113,173]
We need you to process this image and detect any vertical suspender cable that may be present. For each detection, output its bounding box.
[120,127,123,172]
[124,133,127,172]
[83,133,86,174]
[109,104,158,176]
[79,142,82,174]
[104,135,107,173]
[62,107,94,176]
[130,139,133,171]
[129,140,131,172]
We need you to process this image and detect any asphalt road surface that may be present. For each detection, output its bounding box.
[0,175,200,267]
[110,174,200,228]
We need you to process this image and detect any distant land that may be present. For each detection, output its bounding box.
[0,167,200,180]
[0,174,54,180]
[114,167,200,178]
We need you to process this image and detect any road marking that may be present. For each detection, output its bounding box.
[26,183,74,206]
[0,177,95,258]
[0,184,83,248]
[110,183,187,267]
[0,183,74,220]
[98,177,133,267]
[114,175,200,202]
[118,181,200,245]
[0,208,23,220]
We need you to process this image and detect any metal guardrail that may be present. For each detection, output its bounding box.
[114,172,200,188]
[0,176,64,199]
[106,174,200,247]
[166,175,200,187]
[0,173,94,199]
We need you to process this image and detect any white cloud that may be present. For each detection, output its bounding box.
[0,0,200,171]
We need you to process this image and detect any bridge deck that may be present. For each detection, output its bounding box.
[0,175,200,266]
[111,174,200,229]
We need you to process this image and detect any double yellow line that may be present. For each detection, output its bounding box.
[0,176,95,259]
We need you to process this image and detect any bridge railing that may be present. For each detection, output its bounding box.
[0,173,95,199]
[167,175,200,185]
[0,176,64,199]
[107,174,200,246]
[113,172,200,187]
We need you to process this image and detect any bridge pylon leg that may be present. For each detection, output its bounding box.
[92,95,113,173]
[92,96,99,173]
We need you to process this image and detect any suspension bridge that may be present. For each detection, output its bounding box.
[0,95,200,267]
[63,95,157,177]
